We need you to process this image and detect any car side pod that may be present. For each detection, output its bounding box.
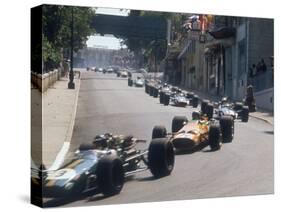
[148,138,175,178]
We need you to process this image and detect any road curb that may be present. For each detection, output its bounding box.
[249,114,273,125]
[48,73,81,170]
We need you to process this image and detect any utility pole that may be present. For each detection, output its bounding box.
[68,7,75,89]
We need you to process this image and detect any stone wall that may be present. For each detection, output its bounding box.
[31,69,61,92]
[254,88,274,111]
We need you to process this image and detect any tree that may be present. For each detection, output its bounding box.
[120,10,176,70]
[42,5,95,72]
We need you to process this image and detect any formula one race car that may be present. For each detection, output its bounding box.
[170,93,189,107]
[199,97,249,122]
[31,133,174,200]
[158,87,199,108]
[128,77,144,87]
[134,77,144,87]
[151,114,234,152]
[145,80,161,97]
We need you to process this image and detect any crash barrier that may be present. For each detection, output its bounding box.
[31,69,61,92]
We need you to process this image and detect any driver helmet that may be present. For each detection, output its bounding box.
[123,135,134,148]
[94,134,108,149]
[221,97,228,104]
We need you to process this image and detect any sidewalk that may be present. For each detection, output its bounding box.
[31,74,81,170]
[180,87,274,125]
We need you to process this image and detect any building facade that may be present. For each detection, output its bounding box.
[164,14,273,111]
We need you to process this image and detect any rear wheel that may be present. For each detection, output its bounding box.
[153,88,159,98]
[148,138,175,178]
[220,116,234,143]
[206,103,214,120]
[159,91,164,104]
[209,124,221,150]
[128,78,133,87]
[163,93,170,106]
[149,86,154,96]
[201,99,210,115]
[192,95,199,108]
[97,155,124,196]
[145,84,148,93]
[172,116,188,133]
[241,106,249,122]
[152,125,167,139]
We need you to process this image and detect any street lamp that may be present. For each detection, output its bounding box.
[68,7,75,89]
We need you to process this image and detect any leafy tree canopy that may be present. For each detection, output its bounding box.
[42,5,95,71]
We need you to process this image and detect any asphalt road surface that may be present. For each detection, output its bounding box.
[45,71,274,207]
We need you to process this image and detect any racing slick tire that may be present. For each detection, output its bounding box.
[153,88,159,98]
[163,93,170,106]
[79,143,94,151]
[159,91,164,104]
[220,116,234,143]
[209,123,221,151]
[152,125,167,139]
[192,95,199,108]
[206,103,214,120]
[145,84,148,93]
[149,86,154,96]
[128,78,133,87]
[192,111,201,120]
[97,155,125,196]
[241,106,249,122]
[148,138,175,178]
[172,116,188,133]
[146,84,150,94]
[201,99,210,115]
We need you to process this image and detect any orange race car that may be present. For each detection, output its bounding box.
[151,114,234,152]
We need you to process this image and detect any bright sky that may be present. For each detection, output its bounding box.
[86,7,129,49]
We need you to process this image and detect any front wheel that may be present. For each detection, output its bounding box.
[97,155,124,196]
[220,116,234,143]
[209,123,221,150]
[172,116,188,133]
[148,138,175,178]
[241,106,249,122]
[152,125,167,139]
[163,94,170,106]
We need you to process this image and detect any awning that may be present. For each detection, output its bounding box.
[208,27,236,39]
[204,37,234,51]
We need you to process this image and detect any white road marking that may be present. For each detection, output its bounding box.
[48,142,70,171]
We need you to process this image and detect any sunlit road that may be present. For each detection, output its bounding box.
[45,71,273,207]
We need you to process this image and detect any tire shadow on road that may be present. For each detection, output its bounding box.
[263,130,274,135]
[134,176,156,182]
[43,189,102,207]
